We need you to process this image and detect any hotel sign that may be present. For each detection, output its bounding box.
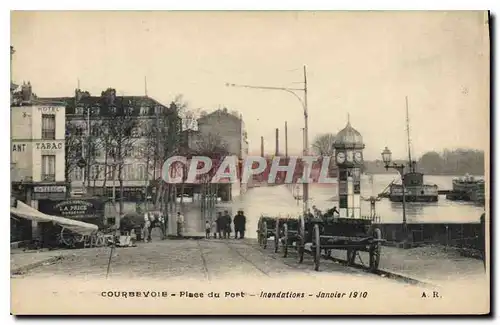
[37,106,60,113]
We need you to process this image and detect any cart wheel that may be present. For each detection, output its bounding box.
[262,222,268,249]
[282,223,289,257]
[369,228,382,272]
[257,218,263,247]
[347,249,356,265]
[313,224,321,271]
[274,219,280,253]
[60,227,82,247]
[298,216,305,263]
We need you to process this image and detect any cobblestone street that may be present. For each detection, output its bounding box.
[13,239,388,282]
[11,238,489,315]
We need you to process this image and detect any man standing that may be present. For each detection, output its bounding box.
[176,211,184,237]
[158,211,166,240]
[215,212,223,239]
[223,210,232,239]
[233,210,247,239]
[143,211,152,242]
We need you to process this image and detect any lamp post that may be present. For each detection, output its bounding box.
[226,65,309,215]
[381,146,407,232]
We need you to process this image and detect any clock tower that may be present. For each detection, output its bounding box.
[333,117,365,218]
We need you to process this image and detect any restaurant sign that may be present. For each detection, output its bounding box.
[49,199,103,219]
[32,184,69,200]
[33,185,66,193]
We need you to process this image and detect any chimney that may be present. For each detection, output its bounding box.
[275,128,279,156]
[21,81,32,102]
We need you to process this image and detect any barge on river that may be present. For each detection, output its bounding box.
[446,174,485,205]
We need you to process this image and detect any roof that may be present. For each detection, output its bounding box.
[333,120,364,148]
[38,95,173,117]
[198,109,241,121]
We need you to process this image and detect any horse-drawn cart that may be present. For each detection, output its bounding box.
[257,216,280,252]
[307,218,384,272]
[261,213,384,273]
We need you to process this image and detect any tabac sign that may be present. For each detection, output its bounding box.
[35,142,64,150]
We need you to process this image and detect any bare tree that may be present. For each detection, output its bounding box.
[64,121,83,196]
[312,133,336,156]
[100,88,140,217]
[192,132,229,222]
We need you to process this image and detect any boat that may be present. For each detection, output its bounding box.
[388,168,439,202]
[446,174,485,205]
[387,97,439,203]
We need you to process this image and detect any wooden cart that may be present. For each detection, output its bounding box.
[279,215,384,273]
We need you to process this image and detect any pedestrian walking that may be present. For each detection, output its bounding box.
[233,210,247,239]
[205,220,211,239]
[215,212,223,239]
[176,211,184,237]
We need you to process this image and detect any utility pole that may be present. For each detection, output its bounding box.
[225,64,310,215]
[275,128,279,156]
[83,106,91,192]
[285,121,288,158]
[10,46,15,85]
[302,66,310,215]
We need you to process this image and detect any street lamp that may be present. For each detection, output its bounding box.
[225,65,310,216]
[381,146,407,232]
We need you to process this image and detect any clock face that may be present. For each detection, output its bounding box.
[346,150,354,163]
[336,152,346,164]
[354,151,363,163]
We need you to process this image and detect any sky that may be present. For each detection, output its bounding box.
[11,11,490,160]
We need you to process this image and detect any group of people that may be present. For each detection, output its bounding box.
[142,211,167,242]
[205,210,247,239]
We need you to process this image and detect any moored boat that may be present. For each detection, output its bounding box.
[389,168,439,202]
[446,174,485,205]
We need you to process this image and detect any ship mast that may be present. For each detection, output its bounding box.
[405,96,414,172]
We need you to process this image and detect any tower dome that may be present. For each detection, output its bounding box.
[333,118,364,149]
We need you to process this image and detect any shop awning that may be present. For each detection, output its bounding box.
[11,200,98,236]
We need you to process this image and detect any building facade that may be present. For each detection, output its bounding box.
[11,82,69,242]
[11,83,68,203]
[196,108,249,197]
[197,108,249,159]
[45,89,181,204]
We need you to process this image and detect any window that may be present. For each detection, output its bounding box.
[137,164,145,180]
[75,107,84,115]
[106,165,115,181]
[41,114,56,140]
[140,106,149,115]
[90,165,99,180]
[41,155,56,181]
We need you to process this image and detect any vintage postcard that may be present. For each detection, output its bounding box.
[10,10,490,315]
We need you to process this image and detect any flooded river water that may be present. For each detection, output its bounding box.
[223,174,485,239]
